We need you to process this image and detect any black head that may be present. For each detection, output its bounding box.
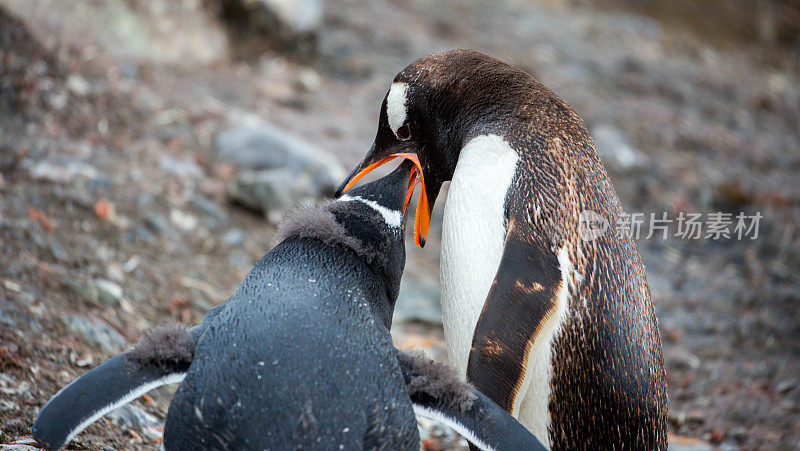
[335,50,531,247]
[333,160,417,301]
[276,160,418,321]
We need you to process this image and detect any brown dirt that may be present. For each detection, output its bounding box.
[1,0,799,449]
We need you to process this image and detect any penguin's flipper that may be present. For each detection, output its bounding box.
[33,323,197,450]
[396,351,547,451]
[467,222,563,415]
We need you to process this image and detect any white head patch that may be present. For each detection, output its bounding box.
[386,82,408,137]
[338,194,403,229]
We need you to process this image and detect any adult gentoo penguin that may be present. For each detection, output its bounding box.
[33,161,546,450]
[336,50,668,449]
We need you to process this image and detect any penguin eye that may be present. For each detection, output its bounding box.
[396,124,411,141]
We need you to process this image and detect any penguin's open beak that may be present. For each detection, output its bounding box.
[336,152,432,247]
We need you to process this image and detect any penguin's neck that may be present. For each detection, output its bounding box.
[439,134,519,374]
[330,203,405,330]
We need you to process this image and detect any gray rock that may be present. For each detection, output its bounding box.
[170,209,198,232]
[92,279,123,306]
[394,277,442,324]
[777,379,798,394]
[132,227,157,244]
[191,194,228,224]
[295,68,322,93]
[66,74,91,96]
[63,276,93,300]
[261,0,322,34]
[216,120,345,197]
[0,399,17,413]
[48,239,69,261]
[228,251,254,267]
[0,304,16,327]
[0,444,38,450]
[667,347,701,371]
[0,373,27,396]
[218,0,323,51]
[222,228,245,246]
[137,192,155,211]
[65,315,127,353]
[160,156,203,179]
[667,435,714,451]
[590,124,648,172]
[28,159,102,183]
[143,213,178,239]
[107,403,161,431]
[228,168,317,222]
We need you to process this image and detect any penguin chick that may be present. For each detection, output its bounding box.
[32,160,545,451]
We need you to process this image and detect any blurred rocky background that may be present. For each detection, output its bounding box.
[0,0,798,449]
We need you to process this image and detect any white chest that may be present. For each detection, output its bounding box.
[439,134,519,375]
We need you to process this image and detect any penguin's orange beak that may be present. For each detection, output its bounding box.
[338,153,431,247]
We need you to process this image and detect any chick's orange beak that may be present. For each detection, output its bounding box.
[340,153,431,247]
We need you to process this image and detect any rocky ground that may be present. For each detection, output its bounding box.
[1,0,799,449]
